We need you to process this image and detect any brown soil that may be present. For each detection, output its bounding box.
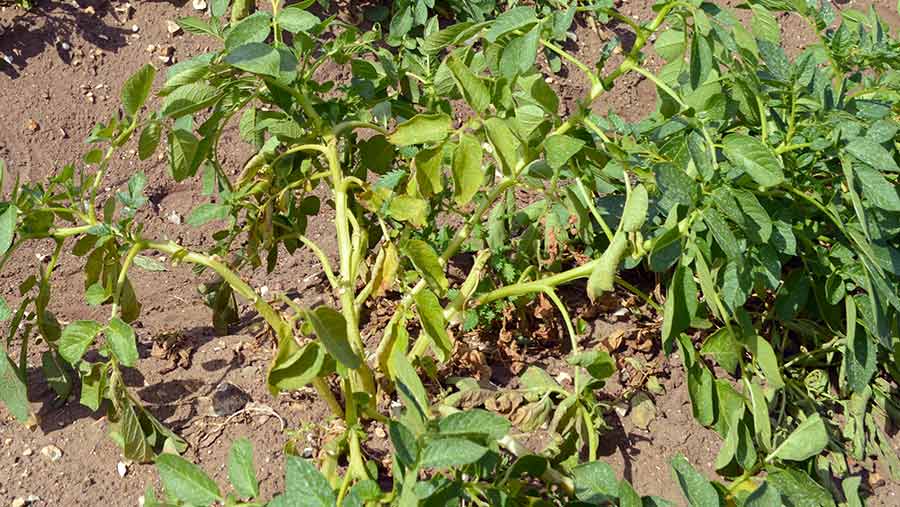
[1,1,898,506]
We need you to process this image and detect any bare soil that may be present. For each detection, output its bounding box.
[0,1,898,505]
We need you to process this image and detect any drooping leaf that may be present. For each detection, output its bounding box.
[403,240,448,295]
[414,288,452,362]
[305,306,361,369]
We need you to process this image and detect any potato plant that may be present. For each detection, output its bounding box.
[1,0,899,505]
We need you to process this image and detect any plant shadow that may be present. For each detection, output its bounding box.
[0,0,185,78]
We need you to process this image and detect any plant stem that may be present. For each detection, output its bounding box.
[111,241,144,318]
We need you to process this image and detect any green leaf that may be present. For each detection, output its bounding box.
[573,461,618,504]
[655,29,685,61]
[161,82,221,118]
[414,289,452,363]
[225,11,272,49]
[277,6,319,33]
[765,467,836,507]
[483,117,520,175]
[618,479,642,507]
[842,476,863,507]
[133,255,167,272]
[662,263,698,351]
[732,188,772,243]
[670,454,720,507]
[224,43,282,78]
[121,64,156,117]
[485,6,536,42]
[156,454,222,506]
[544,134,585,170]
[722,134,784,188]
[59,320,103,365]
[306,306,361,369]
[568,350,616,381]
[403,239,448,295]
[388,196,428,227]
[388,113,451,146]
[389,420,419,468]
[0,296,10,321]
[744,482,781,507]
[446,55,490,114]
[744,334,784,389]
[854,162,900,211]
[703,207,742,260]
[499,25,540,78]
[621,184,649,233]
[420,438,487,468]
[107,317,138,367]
[767,413,828,461]
[844,297,876,393]
[138,121,162,161]
[845,138,899,172]
[0,350,30,422]
[228,438,259,499]
[750,4,781,43]
[0,204,18,256]
[187,203,231,227]
[267,338,327,393]
[452,133,483,206]
[438,409,511,440]
[700,328,740,374]
[747,380,772,451]
[414,143,444,197]
[687,364,716,426]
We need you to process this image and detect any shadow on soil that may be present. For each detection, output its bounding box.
[0,0,184,78]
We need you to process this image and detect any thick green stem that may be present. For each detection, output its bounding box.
[111,241,144,318]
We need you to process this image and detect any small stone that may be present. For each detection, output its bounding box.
[192,0,207,10]
[117,461,128,477]
[83,5,95,14]
[131,24,139,33]
[26,119,39,132]
[146,44,156,53]
[25,497,38,505]
[259,286,270,299]
[211,382,251,417]
[22,447,33,457]
[629,392,657,430]
[373,425,386,439]
[59,127,68,138]
[11,497,26,507]
[301,447,314,458]
[40,445,62,462]
[166,20,182,35]
[60,41,70,51]
[166,211,182,225]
